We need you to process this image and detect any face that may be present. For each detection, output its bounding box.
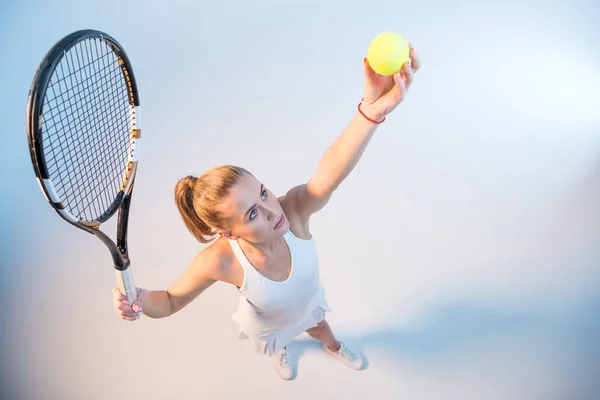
[217,173,289,242]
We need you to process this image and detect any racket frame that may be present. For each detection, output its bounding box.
[26,29,142,304]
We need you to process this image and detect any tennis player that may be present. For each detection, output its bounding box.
[113,45,420,380]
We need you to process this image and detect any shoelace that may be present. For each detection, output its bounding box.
[339,345,356,362]
[278,349,290,367]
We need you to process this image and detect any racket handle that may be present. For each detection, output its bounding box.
[115,267,137,305]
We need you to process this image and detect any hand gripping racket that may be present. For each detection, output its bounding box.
[26,29,141,305]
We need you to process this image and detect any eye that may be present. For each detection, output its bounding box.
[249,189,268,220]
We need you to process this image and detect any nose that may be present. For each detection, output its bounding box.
[264,206,278,221]
[268,209,278,221]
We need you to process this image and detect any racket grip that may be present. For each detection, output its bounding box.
[115,267,137,305]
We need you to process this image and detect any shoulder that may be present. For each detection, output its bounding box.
[195,237,247,286]
[278,194,313,240]
[278,194,291,215]
[191,239,234,282]
[277,182,333,225]
[278,193,300,222]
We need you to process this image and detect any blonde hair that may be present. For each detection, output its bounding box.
[174,165,253,244]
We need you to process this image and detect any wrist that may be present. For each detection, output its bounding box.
[358,101,385,124]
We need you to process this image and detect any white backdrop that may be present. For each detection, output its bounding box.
[1,0,599,399]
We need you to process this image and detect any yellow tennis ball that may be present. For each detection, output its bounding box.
[367,32,410,76]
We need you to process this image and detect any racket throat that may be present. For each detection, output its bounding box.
[90,228,130,270]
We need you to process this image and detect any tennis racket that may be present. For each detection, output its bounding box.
[26,29,141,305]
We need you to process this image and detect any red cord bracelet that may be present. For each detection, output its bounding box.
[357,101,385,124]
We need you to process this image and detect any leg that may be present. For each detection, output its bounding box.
[306,319,340,352]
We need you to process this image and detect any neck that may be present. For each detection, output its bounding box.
[239,234,285,258]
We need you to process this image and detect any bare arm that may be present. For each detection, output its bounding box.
[139,249,220,319]
[312,111,380,194]
[284,47,421,222]
[278,114,378,224]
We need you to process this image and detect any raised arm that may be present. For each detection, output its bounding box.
[285,44,421,222]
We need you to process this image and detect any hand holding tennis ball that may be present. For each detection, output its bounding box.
[367,32,411,76]
[360,33,421,122]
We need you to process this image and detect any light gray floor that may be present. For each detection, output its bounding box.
[1,0,599,399]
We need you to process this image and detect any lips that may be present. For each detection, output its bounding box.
[274,214,284,229]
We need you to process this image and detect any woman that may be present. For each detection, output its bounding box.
[113,44,421,380]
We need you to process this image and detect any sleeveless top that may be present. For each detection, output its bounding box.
[228,229,331,356]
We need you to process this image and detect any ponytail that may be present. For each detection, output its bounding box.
[174,175,216,244]
[174,165,252,244]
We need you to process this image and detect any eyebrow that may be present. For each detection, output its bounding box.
[244,183,264,220]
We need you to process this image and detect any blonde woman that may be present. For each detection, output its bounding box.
[113,45,421,380]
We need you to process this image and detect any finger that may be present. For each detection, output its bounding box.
[115,298,135,311]
[403,61,414,88]
[113,287,126,302]
[392,70,407,101]
[117,302,135,313]
[394,69,406,88]
[409,46,421,72]
[363,57,378,80]
[114,302,136,316]
[115,307,138,319]
[119,306,141,318]
[406,39,415,60]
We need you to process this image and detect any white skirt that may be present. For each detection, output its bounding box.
[232,285,332,357]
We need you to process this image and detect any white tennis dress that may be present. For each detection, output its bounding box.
[229,229,331,356]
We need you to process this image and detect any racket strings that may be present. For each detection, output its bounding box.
[47,69,124,198]
[62,39,130,208]
[67,48,131,220]
[41,38,134,222]
[44,44,128,220]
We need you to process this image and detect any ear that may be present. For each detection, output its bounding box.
[218,230,237,240]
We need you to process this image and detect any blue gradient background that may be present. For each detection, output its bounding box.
[1,0,599,399]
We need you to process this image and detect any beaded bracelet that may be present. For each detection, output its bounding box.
[357,100,385,124]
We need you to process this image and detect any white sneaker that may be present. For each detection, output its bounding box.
[322,341,364,370]
[271,346,294,380]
